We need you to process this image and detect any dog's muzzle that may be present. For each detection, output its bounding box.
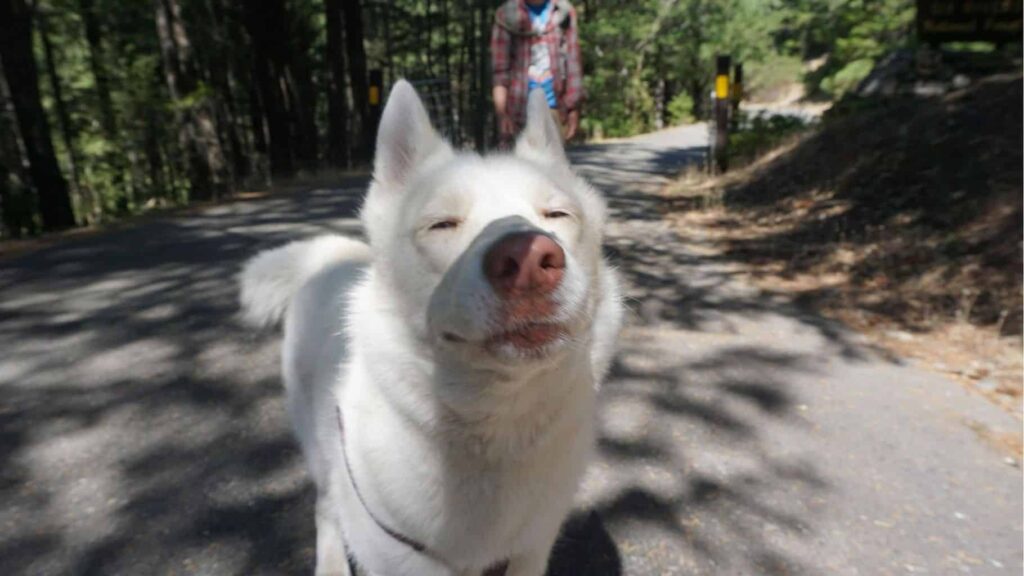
[427,216,570,349]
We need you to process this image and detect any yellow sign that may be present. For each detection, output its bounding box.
[369,86,380,106]
[732,82,743,102]
[715,75,729,99]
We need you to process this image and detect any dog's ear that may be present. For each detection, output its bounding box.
[373,79,449,188]
[515,89,568,166]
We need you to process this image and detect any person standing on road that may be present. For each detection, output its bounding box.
[490,0,583,147]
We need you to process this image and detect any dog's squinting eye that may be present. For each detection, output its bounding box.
[428,219,460,231]
[544,209,572,219]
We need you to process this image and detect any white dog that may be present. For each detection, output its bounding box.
[239,81,623,576]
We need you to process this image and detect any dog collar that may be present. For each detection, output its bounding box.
[335,406,510,576]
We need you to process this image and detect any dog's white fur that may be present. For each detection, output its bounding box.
[239,82,623,576]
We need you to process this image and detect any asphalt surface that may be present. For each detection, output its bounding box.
[1,124,1020,575]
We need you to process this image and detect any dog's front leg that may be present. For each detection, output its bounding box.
[315,497,351,576]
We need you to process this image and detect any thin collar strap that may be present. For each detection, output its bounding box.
[335,406,510,576]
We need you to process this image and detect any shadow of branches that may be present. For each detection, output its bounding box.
[570,135,843,574]
[682,76,1022,335]
[0,186,366,575]
[1,133,855,575]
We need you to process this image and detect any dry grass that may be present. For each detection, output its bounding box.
[665,75,1023,413]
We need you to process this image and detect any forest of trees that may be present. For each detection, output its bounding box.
[0,0,916,237]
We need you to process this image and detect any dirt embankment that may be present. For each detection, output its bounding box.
[668,74,1023,412]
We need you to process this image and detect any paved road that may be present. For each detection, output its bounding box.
[1,125,1020,575]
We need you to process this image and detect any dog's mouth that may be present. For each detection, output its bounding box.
[441,321,570,357]
[486,321,568,350]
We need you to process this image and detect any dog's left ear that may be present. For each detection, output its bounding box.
[373,79,450,188]
[515,89,568,166]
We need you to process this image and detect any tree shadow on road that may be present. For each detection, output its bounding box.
[0,139,860,575]
[0,186,365,575]
[572,142,858,574]
[584,341,826,575]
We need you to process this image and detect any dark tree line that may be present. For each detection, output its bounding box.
[1,0,885,237]
[1,0,76,232]
[0,0,504,238]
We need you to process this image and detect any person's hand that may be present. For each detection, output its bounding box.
[565,109,580,141]
[498,113,516,140]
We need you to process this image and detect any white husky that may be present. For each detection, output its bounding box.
[239,81,623,576]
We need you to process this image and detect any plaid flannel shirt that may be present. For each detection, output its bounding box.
[490,0,583,127]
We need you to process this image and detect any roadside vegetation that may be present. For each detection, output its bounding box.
[1,0,925,238]
[580,0,917,138]
[667,73,1023,411]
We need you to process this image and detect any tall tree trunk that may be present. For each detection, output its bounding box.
[475,0,489,151]
[325,0,349,168]
[286,35,318,171]
[155,0,229,200]
[143,61,167,199]
[0,0,76,230]
[654,77,665,129]
[203,0,248,183]
[143,109,166,199]
[77,0,117,142]
[37,11,85,208]
[425,0,434,73]
[248,79,268,156]
[243,0,294,178]
[0,61,36,236]
[383,0,393,87]
[459,0,471,144]
[342,0,370,163]
[78,0,136,207]
[0,153,12,237]
[441,0,452,83]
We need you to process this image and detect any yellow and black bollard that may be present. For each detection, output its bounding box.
[715,56,731,102]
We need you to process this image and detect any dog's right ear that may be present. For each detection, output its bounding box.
[373,79,449,189]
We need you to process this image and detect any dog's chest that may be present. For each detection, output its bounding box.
[348,387,593,565]
[425,418,591,558]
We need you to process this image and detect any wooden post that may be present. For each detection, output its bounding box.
[713,55,731,173]
[731,62,743,116]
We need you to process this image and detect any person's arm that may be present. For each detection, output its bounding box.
[562,7,583,139]
[490,16,516,139]
[493,85,509,118]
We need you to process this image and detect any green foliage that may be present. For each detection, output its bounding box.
[666,92,694,125]
[799,0,916,97]
[2,0,924,237]
[581,0,781,139]
[820,58,875,97]
[746,54,803,101]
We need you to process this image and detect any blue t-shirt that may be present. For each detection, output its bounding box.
[526,1,557,108]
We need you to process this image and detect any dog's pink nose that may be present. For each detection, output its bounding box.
[484,233,565,295]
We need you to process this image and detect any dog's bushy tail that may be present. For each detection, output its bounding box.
[238,235,372,328]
